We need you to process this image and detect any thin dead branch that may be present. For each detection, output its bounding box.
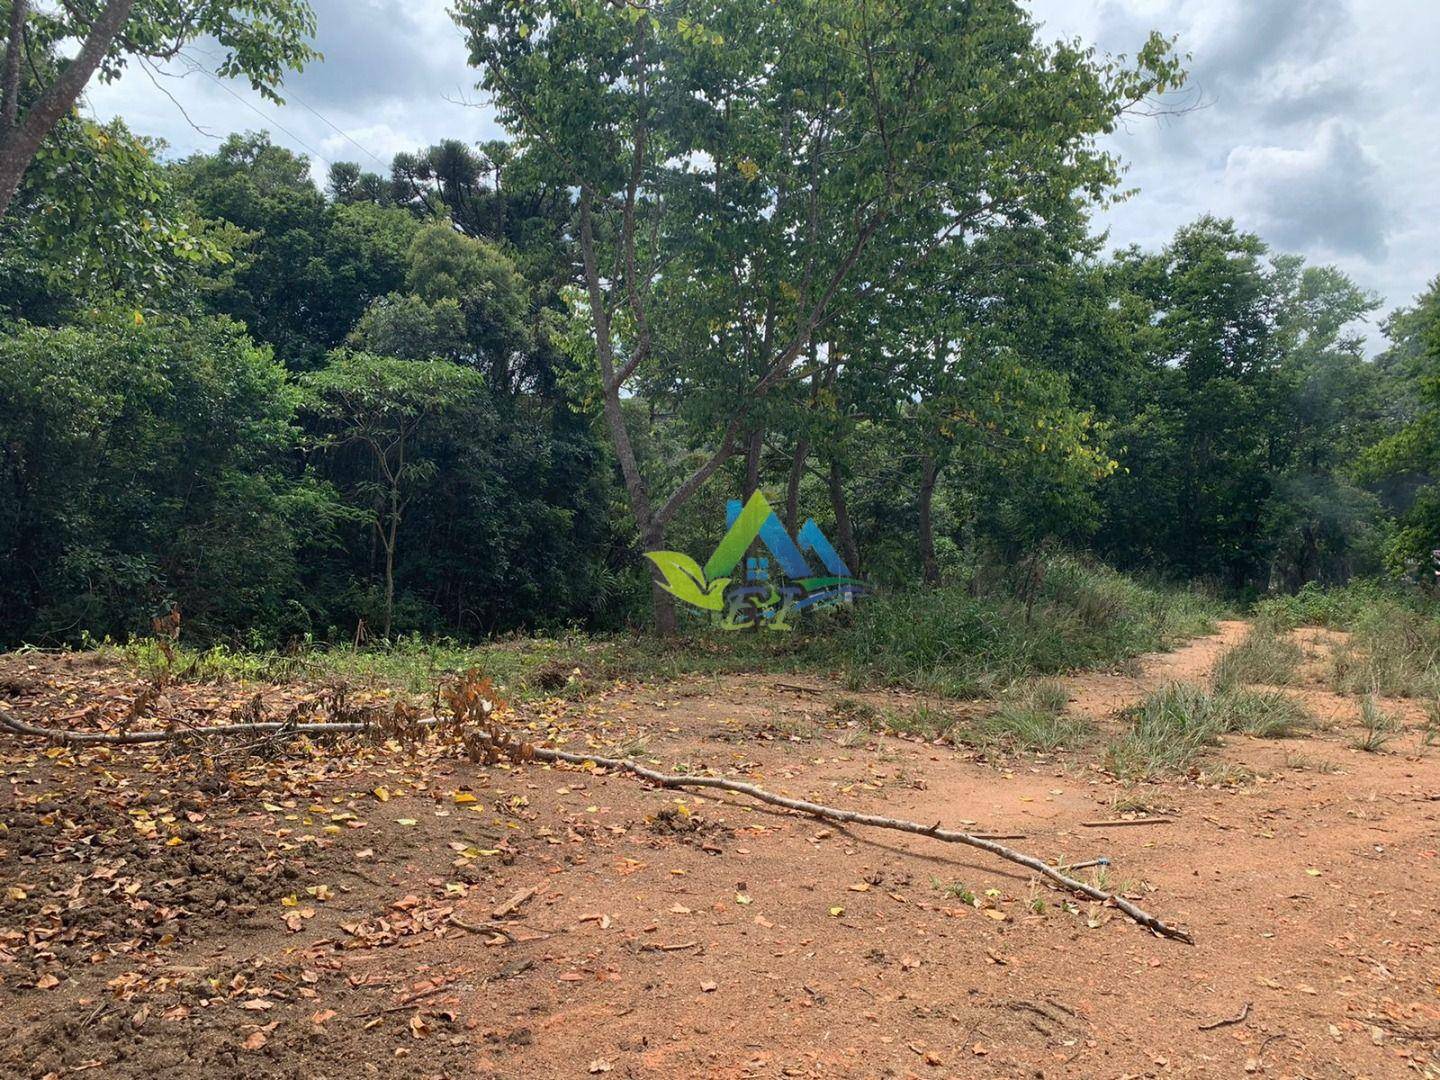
[527,745,1194,944]
[0,707,1194,943]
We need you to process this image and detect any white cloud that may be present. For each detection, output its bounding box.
[1224,120,1389,260]
[77,0,1440,351]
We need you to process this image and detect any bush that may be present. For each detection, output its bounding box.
[0,315,336,646]
[829,555,1220,696]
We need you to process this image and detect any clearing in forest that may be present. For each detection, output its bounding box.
[2,621,1438,1079]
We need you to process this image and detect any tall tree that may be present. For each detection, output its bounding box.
[303,352,487,639]
[454,0,1180,630]
[0,0,316,220]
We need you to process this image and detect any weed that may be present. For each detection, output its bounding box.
[829,697,880,726]
[954,678,1089,753]
[1212,627,1304,689]
[1424,699,1440,747]
[881,703,954,740]
[1327,607,1440,700]
[1214,687,1310,738]
[934,880,977,906]
[1200,762,1258,786]
[1104,683,1224,781]
[1351,696,1401,753]
[1282,752,1340,774]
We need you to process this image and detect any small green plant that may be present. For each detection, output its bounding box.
[1351,696,1401,753]
[1424,699,1439,747]
[955,678,1089,753]
[934,880,978,906]
[1212,626,1304,689]
[1104,683,1223,781]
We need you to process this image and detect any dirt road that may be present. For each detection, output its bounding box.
[2,625,1438,1078]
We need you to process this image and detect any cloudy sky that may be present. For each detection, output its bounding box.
[85,0,1440,353]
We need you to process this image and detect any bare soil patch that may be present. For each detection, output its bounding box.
[3,630,1438,1078]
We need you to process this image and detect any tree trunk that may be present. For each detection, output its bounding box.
[919,453,940,586]
[827,459,860,574]
[0,0,136,222]
[785,438,808,535]
[383,494,399,640]
[743,428,763,499]
[644,522,677,635]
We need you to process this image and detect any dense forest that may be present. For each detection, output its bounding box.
[0,0,1437,649]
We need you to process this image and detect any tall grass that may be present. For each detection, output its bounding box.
[1256,581,1440,699]
[1212,625,1304,689]
[1329,611,1440,698]
[1106,681,1310,780]
[830,555,1220,697]
[954,679,1090,753]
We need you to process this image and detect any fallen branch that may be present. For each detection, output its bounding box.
[0,707,434,746]
[529,745,1194,944]
[0,707,1193,942]
[1080,818,1174,828]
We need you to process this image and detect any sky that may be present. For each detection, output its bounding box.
[84,0,1440,354]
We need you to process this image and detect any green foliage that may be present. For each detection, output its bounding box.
[1212,626,1305,688]
[0,118,228,317]
[33,1,318,104]
[830,555,1219,696]
[1358,278,1440,574]
[0,315,334,644]
[170,134,420,366]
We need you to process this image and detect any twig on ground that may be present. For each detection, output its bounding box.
[529,745,1194,943]
[1198,1002,1251,1031]
[1080,818,1175,828]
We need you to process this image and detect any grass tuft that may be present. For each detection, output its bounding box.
[1212,626,1304,689]
[955,679,1090,753]
[1105,681,1311,780]
[1351,696,1401,753]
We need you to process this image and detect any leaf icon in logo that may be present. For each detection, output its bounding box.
[644,551,730,611]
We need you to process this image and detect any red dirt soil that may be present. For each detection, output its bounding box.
[2,624,1438,1079]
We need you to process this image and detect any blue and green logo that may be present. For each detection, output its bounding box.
[645,492,868,630]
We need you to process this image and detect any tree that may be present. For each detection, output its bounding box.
[171,133,420,366]
[302,352,486,638]
[1359,279,1440,578]
[0,116,228,321]
[455,0,1180,631]
[0,0,317,220]
[0,314,329,644]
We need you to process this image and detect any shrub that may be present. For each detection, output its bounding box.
[1212,626,1305,688]
[958,679,1090,753]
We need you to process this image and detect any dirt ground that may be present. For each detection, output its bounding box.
[2,623,1438,1079]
